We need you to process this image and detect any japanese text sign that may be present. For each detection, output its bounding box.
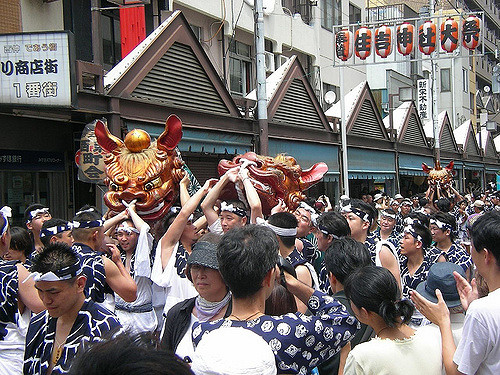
[0,32,73,107]
[417,79,430,119]
[76,119,107,183]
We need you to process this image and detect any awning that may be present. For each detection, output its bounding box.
[485,165,500,173]
[268,139,340,182]
[126,122,253,154]
[442,159,463,167]
[398,153,434,176]
[348,147,396,180]
[463,162,484,170]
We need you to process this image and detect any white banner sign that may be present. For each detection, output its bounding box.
[417,79,430,119]
[0,32,72,107]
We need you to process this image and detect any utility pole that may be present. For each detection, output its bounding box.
[91,0,103,66]
[430,0,440,161]
[254,0,268,155]
[340,67,349,196]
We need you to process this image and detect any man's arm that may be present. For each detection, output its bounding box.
[379,245,402,294]
[179,172,191,207]
[102,244,137,302]
[410,289,463,375]
[294,265,313,313]
[17,264,45,313]
[127,202,147,233]
[239,167,263,223]
[200,169,238,226]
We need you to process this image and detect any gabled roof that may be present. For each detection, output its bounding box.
[246,56,294,103]
[424,111,459,153]
[103,10,241,117]
[326,81,388,140]
[383,101,428,147]
[248,56,330,131]
[454,120,481,157]
[477,129,498,160]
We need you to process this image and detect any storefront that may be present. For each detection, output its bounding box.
[348,147,396,197]
[398,153,434,196]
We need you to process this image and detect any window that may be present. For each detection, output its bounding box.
[101,11,121,70]
[321,0,342,30]
[462,67,468,92]
[190,25,202,41]
[440,68,451,92]
[229,41,252,96]
[349,3,361,24]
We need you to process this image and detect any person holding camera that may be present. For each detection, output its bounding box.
[191,225,359,374]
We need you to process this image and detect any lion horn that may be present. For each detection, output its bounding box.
[95,120,124,154]
[300,162,328,189]
[158,114,183,151]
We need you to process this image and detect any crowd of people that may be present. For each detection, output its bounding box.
[0,163,499,375]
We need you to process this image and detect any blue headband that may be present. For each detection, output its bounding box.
[404,225,423,243]
[25,258,82,283]
[72,219,104,229]
[220,201,247,217]
[342,204,372,224]
[40,223,73,238]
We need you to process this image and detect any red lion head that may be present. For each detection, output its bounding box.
[218,152,328,215]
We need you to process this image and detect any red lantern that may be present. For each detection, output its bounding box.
[375,25,392,58]
[462,15,481,50]
[335,29,353,61]
[440,18,459,53]
[397,22,414,56]
[419,21,437,55]
[354,27,372,60]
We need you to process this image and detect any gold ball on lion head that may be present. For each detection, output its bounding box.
[124,129,151,152]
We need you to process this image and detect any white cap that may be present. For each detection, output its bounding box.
[340,195,349,201]
[473,200,485,208]
[374,193,383,201]
[191,327,277,375]
[394,194,404,200]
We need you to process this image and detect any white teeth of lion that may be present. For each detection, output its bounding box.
[139,201,165,215]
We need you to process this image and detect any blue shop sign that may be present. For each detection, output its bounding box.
[0,150,65,171]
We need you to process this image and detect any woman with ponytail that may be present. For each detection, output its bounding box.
[342,266,442,375]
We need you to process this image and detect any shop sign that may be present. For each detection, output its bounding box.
[417,79,430,119]
[0,150,65,171]
[0,31,74,107]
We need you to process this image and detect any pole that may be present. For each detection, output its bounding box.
[254,0,268,155]
[430,1,440,162]
[340,67,349,196]
[91,0,103,66]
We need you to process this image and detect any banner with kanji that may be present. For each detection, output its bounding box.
[75,119,107,183]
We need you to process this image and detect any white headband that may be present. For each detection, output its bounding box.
[265,222,297,237]
[298,202,319,224]
[220,201,247,217]
[116,224,140,235]
[28,207,50,222]
[430,218,453,231]
[381,210,397,220]
[0,206,11,236]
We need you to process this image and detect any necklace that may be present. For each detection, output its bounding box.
[52,337,66,365]
[230,311,262,321]
[376,326,391,337]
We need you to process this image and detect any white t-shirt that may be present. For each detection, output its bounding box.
[175,314,198,361]
[454,288,500,375]
[344,325,442,375]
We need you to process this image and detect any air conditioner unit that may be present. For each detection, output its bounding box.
[264,52,275,73]
[278,55,289,67]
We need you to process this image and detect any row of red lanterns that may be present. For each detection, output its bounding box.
[335,16,481,61]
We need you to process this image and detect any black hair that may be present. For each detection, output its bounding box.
[217,225,279,299]
[436,197,451,213]
[350,199,377,232]
[382,208,396,216]
[324,237,371,284]
[9,227,33,258]
[470,210,500,267]
[72,206,102,243]
[24,203,48,223]
[40,218,70,247]
[431,212,457,240]
[267,212,297,248]
[30,242,79,279]
[406,211,430,228]
[68,332,193,375]
[345,266,414,327]
[316,211,351,238]
[265,284,297,315]
[410,222,432,251]
[418,197,429,208]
